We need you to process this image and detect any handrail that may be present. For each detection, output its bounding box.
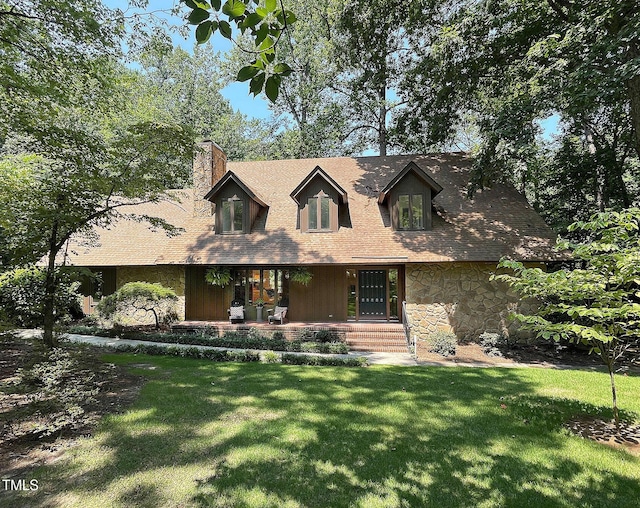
[401,301,414,352]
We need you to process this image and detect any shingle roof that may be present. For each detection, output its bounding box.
[67,153,561,267]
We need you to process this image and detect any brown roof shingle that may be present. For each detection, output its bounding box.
[68,153,560,267]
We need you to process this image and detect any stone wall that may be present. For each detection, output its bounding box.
[405,262,535,341]
[114,266,186,325]
[193,140,227,217]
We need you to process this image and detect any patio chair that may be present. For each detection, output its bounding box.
[267,306,288,325]
[228,304,245,323]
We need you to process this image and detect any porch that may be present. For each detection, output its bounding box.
[171,320,409,353]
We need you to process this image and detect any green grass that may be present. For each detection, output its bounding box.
[6,356,640,507]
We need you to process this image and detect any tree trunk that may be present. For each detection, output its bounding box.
[599,342,620,426]
[42,248,58,348]
[378,83,387,157]
[584,124,605,211]
[608,361,619,427]
[628,42,640,158]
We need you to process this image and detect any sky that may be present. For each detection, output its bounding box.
[107,0,272,120]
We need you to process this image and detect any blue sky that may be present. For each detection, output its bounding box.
[107,0,272,120]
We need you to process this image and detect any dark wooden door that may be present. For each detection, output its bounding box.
[358,270,387,319]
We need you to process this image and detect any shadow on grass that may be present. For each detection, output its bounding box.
[8,357,640,508]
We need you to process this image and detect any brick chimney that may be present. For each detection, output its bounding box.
[193,140,227,217]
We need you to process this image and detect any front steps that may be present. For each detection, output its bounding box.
[171,321,409,353]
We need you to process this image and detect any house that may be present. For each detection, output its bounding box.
[72,141,560,339]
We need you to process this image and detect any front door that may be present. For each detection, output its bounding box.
[358,270,387,319]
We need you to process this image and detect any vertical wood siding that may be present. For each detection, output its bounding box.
[185,266,231,320]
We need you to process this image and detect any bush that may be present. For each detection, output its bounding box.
[96,282,178,329]
[479,332,504,357]
[426,331,457,357]
[15,348,98,436]
[113,343,260,362]
[64,326,350,354]
[314,330,342,343]
[280,353,368,367]
[0,266,81,328]
[262,350,280,363]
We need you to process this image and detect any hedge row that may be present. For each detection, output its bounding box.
[280,353,368,367]
[111,343,368,367]
[67,326,349,354]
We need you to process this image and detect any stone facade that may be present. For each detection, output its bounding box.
[193,140,227,217]
[115,266,186,324]
[405,262,534,342]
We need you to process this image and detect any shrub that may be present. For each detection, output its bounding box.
[272,331,285,341]
[314,330,341,343]
[426,331,457,357]
[479,332,504,357]
[295,328,315,341]
[15,348,98,436]
[96,282,178,329]
[0,266,81,328]
[280,353,368,367]
[113,343,260,362]
[262,350,280,363]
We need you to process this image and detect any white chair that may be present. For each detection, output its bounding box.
[267,306,288,324]
[228,305,245,323]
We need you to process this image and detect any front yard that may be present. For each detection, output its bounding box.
[3,352,640,507]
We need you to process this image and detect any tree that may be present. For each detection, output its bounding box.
[256,0,355,158]
[493,209,640,424]
[133,36,272,163]
[0,69,194,346]
[0,0,121,142]
[97,282,179,329]
[394,0,640,228]
[1,2,195,347]
[332,0,421,156]
[0,266,82,328]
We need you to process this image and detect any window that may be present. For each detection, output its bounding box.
[307,194,331,231]
[222,196,243,233]
[398,194,424,230]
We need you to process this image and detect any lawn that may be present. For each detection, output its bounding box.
[5,355,640,508]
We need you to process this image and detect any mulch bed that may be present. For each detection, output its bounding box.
[565,416,640,455]
[0,335,144,479]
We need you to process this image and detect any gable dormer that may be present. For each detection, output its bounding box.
[290,166,348,233]
[204,171,267,234]
[378,161,443,231]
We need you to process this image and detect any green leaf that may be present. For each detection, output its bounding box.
[222,0,245,18]
[211,0,222,9]
[184,0,211,8]
[195,21,214,43]
[256,7,268,17]
[187,8,210,25]
[255,24,268,46]
[219,20,232,39]
[237,65,260,82]
[265,74,281,102]
[243,12,264,28]
[284,9,296,24]
[273,62,293,76]
[249,72,266,96]
[265,0,277,12]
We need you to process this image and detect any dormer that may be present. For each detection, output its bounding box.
[378,161,443,231]
[204,171,267,234]
[290,166,348,233]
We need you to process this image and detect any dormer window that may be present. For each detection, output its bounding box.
[378,161,443,232]
[290,165,348,234]
[308,192,331,231]
[398,194,424,230]
[222,195,244,233]
[203,170,268,235]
